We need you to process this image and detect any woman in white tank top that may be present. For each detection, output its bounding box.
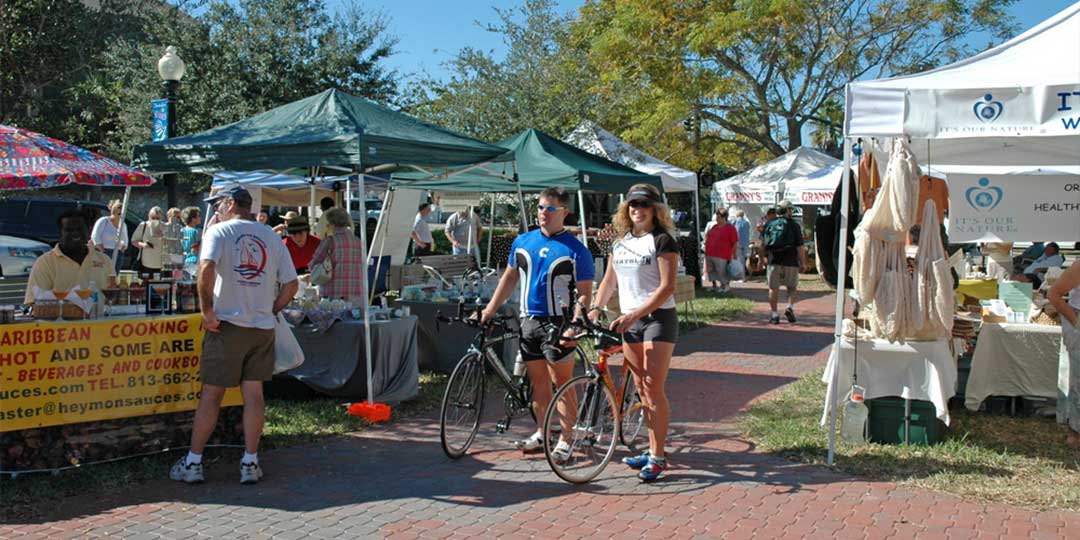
[1049,262,1080,448]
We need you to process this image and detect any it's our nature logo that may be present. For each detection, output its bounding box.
[965,177,1003,213]
[973,94,1004,123]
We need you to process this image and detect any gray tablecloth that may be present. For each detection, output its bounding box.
[400,301,517,374]
[965,322,1061,410]
[283,316,419,404]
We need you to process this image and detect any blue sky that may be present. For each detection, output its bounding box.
[352,0,1076,83]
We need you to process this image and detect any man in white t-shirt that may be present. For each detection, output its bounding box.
[412,203,435,256]
[170,185,298,486]
[445,208,482,263]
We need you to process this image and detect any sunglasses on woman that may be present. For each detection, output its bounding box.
[628,200,652,209]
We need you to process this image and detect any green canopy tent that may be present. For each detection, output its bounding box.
[131,88,514,404]
[392,128,663,258]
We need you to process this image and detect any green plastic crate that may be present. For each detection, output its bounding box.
[866,397,948,445]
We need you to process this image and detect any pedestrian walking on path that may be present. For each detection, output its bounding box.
[763,200,806,324]
[592,183,680,482]
[170,185,298,486]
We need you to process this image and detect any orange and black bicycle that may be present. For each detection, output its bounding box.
[541,305,645,483]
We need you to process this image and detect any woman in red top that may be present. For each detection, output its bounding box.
[283,217,321,274]
[704,208,738,292]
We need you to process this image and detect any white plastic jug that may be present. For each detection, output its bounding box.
[840,385,868,446]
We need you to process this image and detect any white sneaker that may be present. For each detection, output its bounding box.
[239,461,263,484]
[169,458,204,484]
[515,432,544,452]
[551,440,572,463]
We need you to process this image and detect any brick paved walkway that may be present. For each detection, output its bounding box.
[2,281,1078,539]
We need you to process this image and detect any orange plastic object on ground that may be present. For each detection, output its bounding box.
[347,402,392,423]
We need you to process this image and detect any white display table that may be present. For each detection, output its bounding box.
[822,338,957,426]
[964,322,1061,411]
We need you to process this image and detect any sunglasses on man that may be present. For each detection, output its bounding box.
[538,205,566,213]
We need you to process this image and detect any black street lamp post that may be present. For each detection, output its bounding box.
[157,46,185,209]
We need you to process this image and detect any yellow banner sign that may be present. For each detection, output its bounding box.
[0,314,242,432]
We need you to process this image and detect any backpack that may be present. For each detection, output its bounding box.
[764,217,800,253]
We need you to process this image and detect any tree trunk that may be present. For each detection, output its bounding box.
[787,117,803,151]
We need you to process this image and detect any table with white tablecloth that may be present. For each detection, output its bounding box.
[821,338,957,426]
[964,322,1062,411]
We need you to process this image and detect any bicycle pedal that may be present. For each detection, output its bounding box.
[495,421,509,433]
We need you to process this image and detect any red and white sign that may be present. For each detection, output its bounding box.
[714,187,775,205]
[785,190,834,205]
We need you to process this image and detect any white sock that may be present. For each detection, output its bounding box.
[787,303,793,309]
[242,452,258,465]
[771,311,779,317]
[185,451,202,465]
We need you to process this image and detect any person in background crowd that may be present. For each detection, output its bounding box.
[25,209,114,305]
[704,208,738,292]
[1049,262,1080,449]
[313,197,335,239]
[480,187,593,460]
[181,207,202,278]
[164,207,184,275]
[732,208,751,280]
[763,200,806,324]
[1014,242,1063,289]
[751,207,778,274]
[91,199,129,272]
[283,216,321,274]
[412,203,435,256]
[591,183,680,482]
[445,207,483,264]
[1015,241,1046,268]
[309,208,364,302]
[132,206,166,276]
[256,209,270,226]
[273,210,300,237]
[170,185,298,486]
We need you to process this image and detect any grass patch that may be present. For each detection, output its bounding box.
[0,372,449,523]
[741,369,1080,512]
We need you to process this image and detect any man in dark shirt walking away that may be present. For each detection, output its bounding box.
[763,200,806,324]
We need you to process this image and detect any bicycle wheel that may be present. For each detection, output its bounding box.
[543,375,619,484]
[619,372,646,454]
[440,353,486,458]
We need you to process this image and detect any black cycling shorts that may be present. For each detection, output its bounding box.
[519,316,575,363]
[622,308,679,344]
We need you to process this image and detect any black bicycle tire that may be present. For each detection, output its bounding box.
[542,374,619,484]
[439,353,485,459]
[619,372,646,454]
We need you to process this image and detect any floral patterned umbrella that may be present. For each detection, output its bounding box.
[0,124,154,190]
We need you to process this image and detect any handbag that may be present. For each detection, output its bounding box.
[309,236,334,286]
[273,312,305,373]
[727,259,745,281]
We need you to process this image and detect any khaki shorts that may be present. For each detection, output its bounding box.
[766,265,799,290]
[705,256,728,281]
[200,321,275,387]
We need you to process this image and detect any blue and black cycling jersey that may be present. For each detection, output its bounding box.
[508,229,595,317]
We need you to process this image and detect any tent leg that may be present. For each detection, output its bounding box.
[513,163,527,233]
[370,190,393,305]
[345,178,352,224]
[694,183,703,286]
[357,169,375,405]
[111,186,132,270]
[577,190,589,246]
[827,135,854,466]
[486,195,495,269]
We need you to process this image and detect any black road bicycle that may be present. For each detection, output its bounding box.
[436,304,587,459]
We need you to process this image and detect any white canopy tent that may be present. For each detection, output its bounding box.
[713,147,839,224]
[780,162,847,207]
[826,1,1080,463]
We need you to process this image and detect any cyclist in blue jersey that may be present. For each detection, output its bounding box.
[480,187,594,459]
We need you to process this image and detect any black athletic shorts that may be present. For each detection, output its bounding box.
[623,308,679,344]
[520,316,575,363]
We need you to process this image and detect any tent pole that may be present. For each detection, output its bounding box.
[513,162,527,233]
[577,190,589,246]
[356,165,375,405]
[693,182,703,283]
[345,178,352,223]
[826,134,854,466]
[486,195,496,269]
[466,205,475,266]
[111,186,132,270]
[370,189,393,305]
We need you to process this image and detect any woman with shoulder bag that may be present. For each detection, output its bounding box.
[308,208,364,302]
[132,206,165,276]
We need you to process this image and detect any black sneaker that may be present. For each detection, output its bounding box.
[769,314,780,324]
[785,307,796,323]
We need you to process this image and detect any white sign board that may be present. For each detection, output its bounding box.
[784,189,834,206]
[369,188,423,265]
[948,173,1080,243]
[906,85,1080,139]
[437,191,482,213]
[712,186,776,206]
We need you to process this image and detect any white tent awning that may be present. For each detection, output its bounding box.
[564,121,698,193]
[713,147,838,206]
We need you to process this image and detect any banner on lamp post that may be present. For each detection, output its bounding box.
[151,99,169,142]
[948,173,1080,243]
